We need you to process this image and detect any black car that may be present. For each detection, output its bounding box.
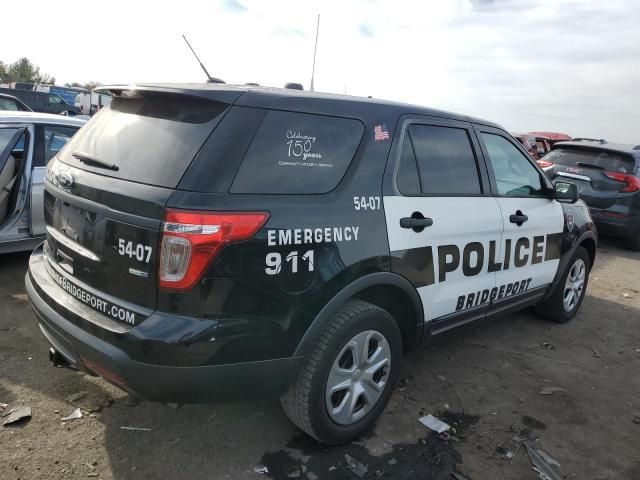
[0,88,80,116]
[0,93,33,112]
[539,139,640,250]
[26,84,597,444]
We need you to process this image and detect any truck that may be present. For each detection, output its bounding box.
[73,91,112,116]
[34,85,88,106]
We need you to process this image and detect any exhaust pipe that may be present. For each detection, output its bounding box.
[49,347,70,368]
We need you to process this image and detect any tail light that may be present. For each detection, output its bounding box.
[536,159,555,169]
[603,172,640,193]
[159,209,269,291]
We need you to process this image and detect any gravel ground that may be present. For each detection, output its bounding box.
[1,238,639,480]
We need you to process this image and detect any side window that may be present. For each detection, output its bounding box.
[396,133,420,195]
[0,128,23,159]
[405,125,482,195]
[481,133,545,197]
[230,110,364,194]
[0,128,27,170]
[0,98,20,111]
[40,126,78,167]
[48,95,63,104]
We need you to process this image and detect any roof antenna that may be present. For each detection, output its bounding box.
[310,15,320,92]
[182,34,225,84]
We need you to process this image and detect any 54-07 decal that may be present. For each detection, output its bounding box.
[353,196,381,211]
[117,239,152,263]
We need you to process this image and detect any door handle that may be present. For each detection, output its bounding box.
[400,217,433,230]
[509,211,528,226]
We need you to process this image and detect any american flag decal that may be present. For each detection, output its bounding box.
[374,124,390,142]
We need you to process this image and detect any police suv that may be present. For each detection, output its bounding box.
[26,84,597,445]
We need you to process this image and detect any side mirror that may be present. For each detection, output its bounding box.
[554,181,579,203]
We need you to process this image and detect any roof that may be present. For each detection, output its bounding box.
[511,132,535,139]
[96,83,503,129]
[553,139,640,159]
[528,131,571,141]
[0,111,86,127]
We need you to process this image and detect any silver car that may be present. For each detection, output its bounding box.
[0,112,86,253]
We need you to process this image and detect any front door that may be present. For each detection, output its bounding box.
[475,127,564,302]
[384,117,504,327]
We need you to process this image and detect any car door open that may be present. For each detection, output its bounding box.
[0,127,27,226]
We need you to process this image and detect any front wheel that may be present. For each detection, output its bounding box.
[281,300,402,445]
[535,246,590,323]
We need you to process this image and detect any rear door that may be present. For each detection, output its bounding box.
[384,117,503,328]
[476,127,563,302]
[542,147,637,210]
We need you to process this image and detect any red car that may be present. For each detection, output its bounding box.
[512,133,548,160]
[513,132,572,161]
[529,131,572,146]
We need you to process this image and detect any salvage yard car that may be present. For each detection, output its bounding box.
[0,87,80,116]
[0,93,33,112]
[512,132,551,160]
[0,112,85,253]
[539,139,640,250]
[26,84,597,445]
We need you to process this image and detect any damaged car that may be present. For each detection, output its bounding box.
[0,112,85,253]
[26,84,597,444]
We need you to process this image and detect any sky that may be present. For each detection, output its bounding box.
[2,0,638,143]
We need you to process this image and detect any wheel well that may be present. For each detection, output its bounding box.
[580,237,596,269]
[353,284,422,353]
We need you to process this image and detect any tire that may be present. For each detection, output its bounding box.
[535,246,590,323]
[626,227,640,251]
[281,299,402,445]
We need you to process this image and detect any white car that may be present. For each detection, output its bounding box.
[0,112,86,253]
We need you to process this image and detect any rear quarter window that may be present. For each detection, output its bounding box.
[230,111,364,194]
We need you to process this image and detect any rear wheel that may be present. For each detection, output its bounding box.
[535,246,590,323]
[281,300,401,445]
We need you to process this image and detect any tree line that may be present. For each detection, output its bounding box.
[0,57,101,91]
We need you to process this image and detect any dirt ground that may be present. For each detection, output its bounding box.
[1,238,639,480]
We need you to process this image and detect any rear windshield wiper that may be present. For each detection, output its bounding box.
[72,151,119,171]
[575,162,605,170]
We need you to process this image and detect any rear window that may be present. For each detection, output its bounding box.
[544,147,636,174]
[230,110,363,194]
[57,92,228,188]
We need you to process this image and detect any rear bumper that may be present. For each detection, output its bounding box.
[26,251,302,404]
[589,210,639,238]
